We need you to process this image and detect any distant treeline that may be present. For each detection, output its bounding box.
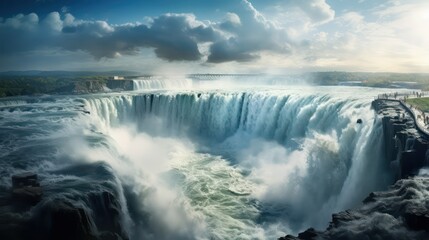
[0,76,110,97]
[305,72,429,89]
[1,71,429,97]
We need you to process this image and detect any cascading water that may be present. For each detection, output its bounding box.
[81,86,394,237]
[132,76,193,90]
[0,85,397,239]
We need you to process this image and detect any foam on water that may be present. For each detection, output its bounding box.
[0,86,401,239]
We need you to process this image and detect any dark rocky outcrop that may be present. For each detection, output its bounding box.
[106,80,134,91]
[280,176,429,240]
[11,172,42,204]
[1,168,129,240]
[372,100,429,178]
[280,99,429,240]
[49,201,97,240]
[87,191,128,239]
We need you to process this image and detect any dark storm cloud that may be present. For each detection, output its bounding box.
[65,13,222,61]
[0,0,295,64]
[0,12,220,61]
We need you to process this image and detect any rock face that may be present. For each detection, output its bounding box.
[45,191,128,240]
[106,80,134,91]
[1,169,129,240]
[280,177,429,240]
[49,201,96,240]
[73,79,134,94]
[280,99,429,240]
[372,100,429,178]
[11,172,42,204]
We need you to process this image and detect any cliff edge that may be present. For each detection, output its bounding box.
[280,99,429,240]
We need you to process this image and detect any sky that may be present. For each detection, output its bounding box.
[0,0,428,73]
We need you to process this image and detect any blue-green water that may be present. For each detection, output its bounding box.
[0,86,397,239]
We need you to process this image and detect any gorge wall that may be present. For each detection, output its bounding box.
[373,99,429,178]
[281,99,429,240]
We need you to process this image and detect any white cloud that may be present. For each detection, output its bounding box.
[0,12,220,61]
[4,13,39,29]
[0,0,428,73]
[208,0,291,63]
[43,12,62,31]
[289,0,335,24]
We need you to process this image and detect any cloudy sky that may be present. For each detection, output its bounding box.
[0,0,428,73]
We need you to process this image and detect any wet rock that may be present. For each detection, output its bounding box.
[88,191,124,237]
[279,235,300,240]
[362,192,376,204]
[98,232,123,240]
[297,228,319,240]
[328,210,361,230]
[404,207,429,231]
[12,172,39,188]
[12,186,42,204]
[11,172,42,204]
[49,201,96,240]
[356,118,362,124]
[280,177,429,240]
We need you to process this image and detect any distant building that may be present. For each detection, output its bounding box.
[112,76,125,80]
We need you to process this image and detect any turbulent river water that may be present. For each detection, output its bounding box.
[0,79,401,239]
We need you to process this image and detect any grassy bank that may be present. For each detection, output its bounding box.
[0,76,110,97]
[406,97,429,112]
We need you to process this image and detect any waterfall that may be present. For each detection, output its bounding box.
[132,77,193,90]
[0,87,394,239]
[82,89,392,235]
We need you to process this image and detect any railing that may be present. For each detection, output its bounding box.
[376,91,429,100]
[375,98,429,138]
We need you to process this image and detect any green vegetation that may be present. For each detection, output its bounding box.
[406,97,429,112]
[0,76,110,97]
[306,72,429,89]
[1,71,428,98]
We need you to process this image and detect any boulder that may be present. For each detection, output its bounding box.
[404,207,429,231]
[12,186,42,204]
[297,228,319,240]
[12,172,39,188]
[11,172,42,204]
[50,202,96,240]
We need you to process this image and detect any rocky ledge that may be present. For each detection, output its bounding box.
[280,99,429,240]
[372,99,429,178]
[0,164,129,240]
[280,176,429,240]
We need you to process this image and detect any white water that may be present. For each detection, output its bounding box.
[78,86,395,238]
[0,84,399,239]
[133,76,193,90]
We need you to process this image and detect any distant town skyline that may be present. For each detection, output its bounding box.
[0,0,428,73]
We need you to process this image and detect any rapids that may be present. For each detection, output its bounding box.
[0,84,400,239]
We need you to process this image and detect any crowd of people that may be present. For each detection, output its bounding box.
[377,91,426,100]
[377,90,429,131]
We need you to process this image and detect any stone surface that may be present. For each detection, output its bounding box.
[372,99,429,178]
[279,176,429,240]
[12,172,39,188]
[12,186,42,204]
[11,172,42,204]
[280,100,429,240]
[50,201,96,240]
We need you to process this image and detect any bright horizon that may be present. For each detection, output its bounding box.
[1,0,428,74]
